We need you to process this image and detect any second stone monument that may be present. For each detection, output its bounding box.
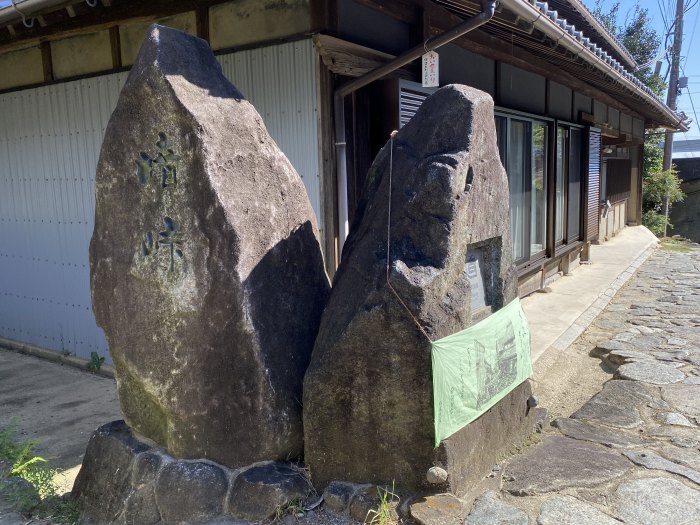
[304,84,534,494]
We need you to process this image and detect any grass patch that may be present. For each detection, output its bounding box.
[0,423,80,523]
[366,482,399,525]
[660,243,694,252]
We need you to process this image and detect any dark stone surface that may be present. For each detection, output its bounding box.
[410,493,468,525]
[571,380,655,428]
[72,421,148,524]
[439,382,534,495]
[464,491,527,525]
[90,24,330,467]
[553,417,644,448]
[124,487,161,525]
[322,481,366,514]
[74,421,314,524]
[504,436,631,495]
[623,450,700,485]
[155,461,228,523]
[304,84,531,492]
[131,452,162,487]
[227,462,311,521]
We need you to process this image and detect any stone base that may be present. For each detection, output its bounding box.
[71,421,312,525]
[437,381,536,497]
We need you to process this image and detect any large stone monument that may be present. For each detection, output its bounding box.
[304,85,534,494]
[89,25,330,468]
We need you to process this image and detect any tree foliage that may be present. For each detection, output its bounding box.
[640,133,684,236]
[591,1,666,96]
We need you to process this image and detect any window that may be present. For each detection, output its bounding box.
[495,114,548,264]
[555,125,584,245]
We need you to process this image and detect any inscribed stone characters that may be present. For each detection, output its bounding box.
[90,25,330,468]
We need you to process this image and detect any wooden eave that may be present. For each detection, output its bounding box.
[358,0,681,130]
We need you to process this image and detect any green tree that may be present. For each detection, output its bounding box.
[592,1,666,96]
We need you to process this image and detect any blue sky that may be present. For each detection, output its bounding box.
[584,0,700,139]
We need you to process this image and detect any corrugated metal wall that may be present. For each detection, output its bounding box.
[0,38,319,361]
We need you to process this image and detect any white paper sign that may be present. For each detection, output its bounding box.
[422,51,439,87]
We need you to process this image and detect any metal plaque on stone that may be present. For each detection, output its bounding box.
[466,249,488,312]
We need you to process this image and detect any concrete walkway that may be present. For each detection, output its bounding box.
[522,226,659,375]
[0,350,120,491]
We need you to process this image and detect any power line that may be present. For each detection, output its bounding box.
[684,0,699,56]
[681,64,700,132]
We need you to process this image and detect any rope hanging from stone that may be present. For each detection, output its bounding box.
[385,130,433,344]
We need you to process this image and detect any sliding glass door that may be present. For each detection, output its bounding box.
[495,114,548,264]
[555,124,584,246]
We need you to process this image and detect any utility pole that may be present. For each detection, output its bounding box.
[662,0,684,236]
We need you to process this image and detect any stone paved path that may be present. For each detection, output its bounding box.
[464,243,700,524]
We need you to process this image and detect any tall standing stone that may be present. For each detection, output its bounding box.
[90,25,330,468]
[304,85,533,493]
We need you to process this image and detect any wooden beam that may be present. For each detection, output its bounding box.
[310,0,337,34]
[315,54,340,275]
[352,0,418,25]
[196,5,209,42]
[580,111,595,124]
[40,40,53,82]
[0,0,225,54]
[313,34,416,79]
[602,134,635,146]
[459,31,644,119]
[412,0,645,120]
[109,25,121,69]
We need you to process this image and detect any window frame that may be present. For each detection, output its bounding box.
[495,108,553,266]
[554,120,586,248]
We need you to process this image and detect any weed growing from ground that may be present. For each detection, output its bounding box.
[365,482,398,525]
[0,423,80,524]
[275,495,305,521]
[86,351,105,372]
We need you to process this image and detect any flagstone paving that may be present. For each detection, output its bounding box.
[466,242,700,524]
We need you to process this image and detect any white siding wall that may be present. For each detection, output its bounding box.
[0,38,319,360]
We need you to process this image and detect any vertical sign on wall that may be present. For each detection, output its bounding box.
[422,51,439,87]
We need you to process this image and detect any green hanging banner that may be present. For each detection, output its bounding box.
[431,298,532,446]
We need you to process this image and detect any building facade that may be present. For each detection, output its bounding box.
[0,0,684,360]
[670,139,700,242]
